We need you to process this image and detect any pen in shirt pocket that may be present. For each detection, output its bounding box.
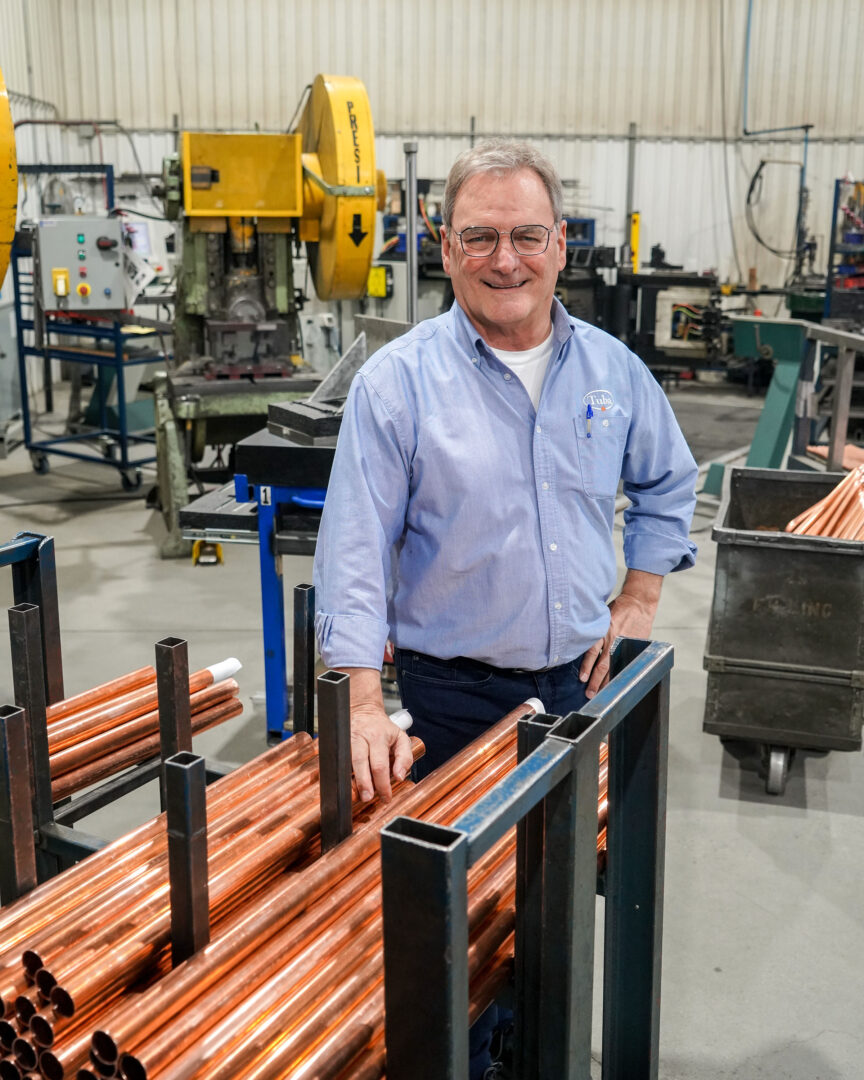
[586,403,593,438]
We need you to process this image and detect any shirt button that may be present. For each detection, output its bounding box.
[603,418,609,427]
[549,542,557,551]
[503,373,511,381]
[536,426,542,434]
[554,601,562,610]
[553,655,560,663]
[471,357,478,364]
[541,481,549,490]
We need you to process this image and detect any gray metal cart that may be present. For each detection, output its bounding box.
[704,467,864,794]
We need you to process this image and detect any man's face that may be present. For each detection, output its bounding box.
[441,168,567,350]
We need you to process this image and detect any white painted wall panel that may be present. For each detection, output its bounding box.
[2,0,863,289]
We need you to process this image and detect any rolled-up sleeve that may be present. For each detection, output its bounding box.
[313,373,411,669]
[621,360,698,575]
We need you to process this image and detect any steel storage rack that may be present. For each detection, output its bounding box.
[0,532,232,902]
[703,467,864,794]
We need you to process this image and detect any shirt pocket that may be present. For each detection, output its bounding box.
[573,414,627,499]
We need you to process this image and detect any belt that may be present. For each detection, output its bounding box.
[397,648,575,677]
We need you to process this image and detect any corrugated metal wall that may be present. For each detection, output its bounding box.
[2,0,863,283]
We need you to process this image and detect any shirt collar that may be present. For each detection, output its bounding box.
[447,297,576,363]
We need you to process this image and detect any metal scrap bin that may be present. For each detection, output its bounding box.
[703,467,864,792]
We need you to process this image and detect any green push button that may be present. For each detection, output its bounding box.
[78,251,86,260]
[77,233,85,243]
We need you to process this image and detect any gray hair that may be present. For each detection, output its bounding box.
[442,139,564,227]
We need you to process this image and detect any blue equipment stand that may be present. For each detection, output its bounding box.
[10,164,162,489]
[234,474,326,741]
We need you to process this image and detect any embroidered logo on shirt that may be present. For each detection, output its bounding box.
[582,389,614,411]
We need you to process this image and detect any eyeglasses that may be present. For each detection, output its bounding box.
[453,224,557,258]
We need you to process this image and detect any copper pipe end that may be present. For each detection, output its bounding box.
[10,1035,37,1071]
[90,1029,118,1067]
[0,1018,16,1052]
[0,1058,25,1079]
[34,968,56,1002]
[21,949,43,979]
[12,994,35,1029]
[48,985,74,1019]
[119,1052,146,1079]
[28,1009,55,1048]
[36,1048,64,1080]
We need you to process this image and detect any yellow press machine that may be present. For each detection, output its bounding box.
[154,74,386,555]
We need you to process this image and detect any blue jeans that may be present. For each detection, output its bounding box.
[394,649,590,780]
[394,648,589,1078]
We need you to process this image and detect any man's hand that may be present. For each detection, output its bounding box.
[339,667,414,803]
[579,570,663,699]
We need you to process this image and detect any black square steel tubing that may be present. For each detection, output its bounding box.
[381,818,470,1080]
[316,670,352,851]
[0,705,37,903]
[156,637,193,810]
[7,533,64,705]
[165,751,210,965]
[293,584,315,736]
[513,714,558,1080]
[601,660,670,1079]
[7,604,53,830]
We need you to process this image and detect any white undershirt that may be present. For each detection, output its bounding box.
[489,328,555,410]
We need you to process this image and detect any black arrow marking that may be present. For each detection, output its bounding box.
[349,214,367,247]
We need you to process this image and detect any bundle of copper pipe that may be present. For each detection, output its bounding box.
[45,660,243,802]
[0,702,607,1080]
[785,465,864,540]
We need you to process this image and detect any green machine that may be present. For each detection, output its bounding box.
[704,316,811,494]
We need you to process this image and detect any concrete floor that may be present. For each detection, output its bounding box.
[0,383,862,1079]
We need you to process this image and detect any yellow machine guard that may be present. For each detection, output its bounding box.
[0,66,18,285]
[181,133,302,217]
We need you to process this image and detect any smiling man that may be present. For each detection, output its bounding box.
[314,139,697,1076]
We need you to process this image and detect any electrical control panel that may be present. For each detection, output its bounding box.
[35,217,126,312]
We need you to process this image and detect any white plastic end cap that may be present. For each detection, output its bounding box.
[389,708,413,731]
[207,657,243,683]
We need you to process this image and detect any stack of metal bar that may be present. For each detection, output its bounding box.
[785,464,864,540]
[47,661,243,802]
[0,703,607,1080]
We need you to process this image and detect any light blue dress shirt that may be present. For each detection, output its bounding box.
[314,299,697,672]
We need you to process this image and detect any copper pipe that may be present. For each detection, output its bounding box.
[38,780,327,1001]
[37,1023,94,1080]
[2,736,316,1010]
[161,836,517,1080]
[0,1058,26,1079]
[2,730,313,946]
[50,698,243,801]
[21,736,320,979]
[45,669,155,723]
[10,1035,37,1072]
[11,993,36,1030]
[50,681,238,777]
[47,670,215,755]
[0,1019,16,1053]
[91,713,532,1061]
[121,806,510,1079]
[48,744,423,1018]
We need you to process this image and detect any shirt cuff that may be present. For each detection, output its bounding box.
[315,611,391,671]
[624,526,697,576]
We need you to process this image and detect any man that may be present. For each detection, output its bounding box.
[314,139,697,1079]
[314,138,697,803]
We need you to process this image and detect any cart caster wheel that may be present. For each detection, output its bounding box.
[765,745,794,796]
[121,468,142,492]
[30,452,49,475]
